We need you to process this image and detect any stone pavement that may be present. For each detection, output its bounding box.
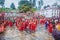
[1,24,55,40]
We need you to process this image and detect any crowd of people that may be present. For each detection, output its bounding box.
[0,13,60,40]
[44,18,60,40]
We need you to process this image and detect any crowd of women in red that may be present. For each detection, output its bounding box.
[15,17,38,33]
[0,17,38,34]
[0,16,55,33]
[0,15,60,40]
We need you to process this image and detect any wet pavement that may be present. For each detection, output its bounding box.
[1,24,55,40]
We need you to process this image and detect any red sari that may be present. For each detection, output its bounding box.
[15,20,19,28]
[19,22,25,31]
[48,23,53,33]
[31,22,37,32]
[9,21,12,28]
[43,19,46,24]
[4,21,7,28]
[40,19,43,24]
[34,19,38,25]
[25,20,29,29]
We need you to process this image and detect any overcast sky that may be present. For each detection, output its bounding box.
[4,0,60,8]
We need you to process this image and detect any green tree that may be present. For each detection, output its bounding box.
[19,4,36,13]
[30,8,36,12]
[18,0,34,13]
[19,5,30,13]
[10,3,16,10]
[18,0,33,8]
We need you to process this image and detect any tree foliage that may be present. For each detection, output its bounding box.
[0,8,11,12]
[19,5,30,13]
[30,8,36,12]
[10,3,16,10]
[18,0,33,8]
[18,0,36,13]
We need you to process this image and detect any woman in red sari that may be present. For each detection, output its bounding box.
[18,20,25,40]
[30,20,37,37]
[40,19,44,24]
[48,22,53,33]
[25,19,29,31]
[15,19,19,28]
[28,19,32,31]
[9,20,13,28]
[40,19,42,24]
[31,21,37,32]
[19,21,25,31]
[34,18,38,25]
[3,21,7,28]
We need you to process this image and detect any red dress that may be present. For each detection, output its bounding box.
[19,22,25,31]
[9,21,12,28]
[25,21,28,29]
[40,19,43,24]
[48,23,53,33]
[35,19,38,25]
[28,22,32,30]
[4,22,6,28]
[15,20,19,28]
[42,19,45,24]
[4,21,8,28]
[43,19,46,24]
[31,22,37,32]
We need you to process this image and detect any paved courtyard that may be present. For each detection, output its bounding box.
[1,24,54,40]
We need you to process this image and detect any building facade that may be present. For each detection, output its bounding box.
[39,7,60,18]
